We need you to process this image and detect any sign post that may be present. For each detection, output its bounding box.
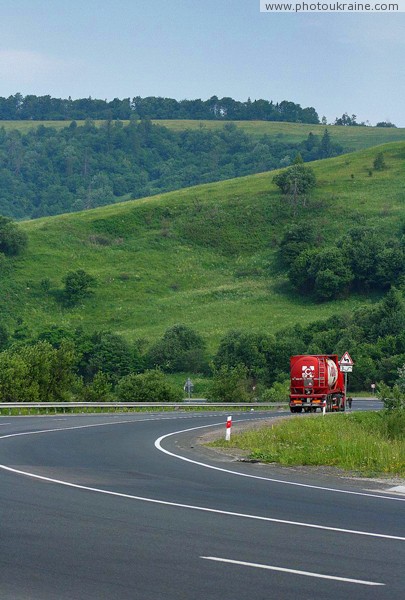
[183,378,194,399]
[339,352,354,413]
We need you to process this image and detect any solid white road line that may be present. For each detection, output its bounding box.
[1,418,404,541]
[0,463,404,541]
[155,422,405,502]
[0,415,224,442]
[200,557,385,586]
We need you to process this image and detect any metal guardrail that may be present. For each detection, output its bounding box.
[0,396,378,414]
[0,401,289,414]
[0,399,378,414]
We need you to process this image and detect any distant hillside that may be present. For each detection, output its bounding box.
[158,120,405,151]
[1,118,405,220]
[1,119,404,150]
[1,141,404,349]
[0,120,346,219]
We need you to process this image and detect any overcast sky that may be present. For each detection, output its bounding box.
[0,0,404,125]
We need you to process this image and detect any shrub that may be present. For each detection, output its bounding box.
[0,324,9,351]
[260,380,289,402]
[85,331,142,384]
[80,372,112,402]
[278,223,318,268]
[62,269,97,305]
[0,351,38,402]
[117,370,183,402]
[378,382,405,411]
[207,364,251,403]
[213,330,270,382]
[273,164,316,197]
[0,340,76,402]
[40,278,51,292]
[147,324,207,373]
[373,152,386,171]
[0,216,28,256]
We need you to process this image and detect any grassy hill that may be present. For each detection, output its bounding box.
[1,119,404,152]
[2,141,404,350]
[157,120,405,151]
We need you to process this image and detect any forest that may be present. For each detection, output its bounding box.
[0,93,320,123]
[0,120,342,219]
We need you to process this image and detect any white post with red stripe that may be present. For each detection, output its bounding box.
[225,415,232,441]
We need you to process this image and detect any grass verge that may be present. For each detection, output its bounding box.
[209,412,405,477]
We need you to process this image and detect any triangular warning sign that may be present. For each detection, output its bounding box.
[339,351,354,366]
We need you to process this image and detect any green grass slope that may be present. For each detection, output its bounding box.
[2,141,404,349]
[157,120,405,151]
[1,119,405,152]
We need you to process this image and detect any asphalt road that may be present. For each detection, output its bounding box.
[0,405,404,600]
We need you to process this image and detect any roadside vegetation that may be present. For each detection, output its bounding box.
[209,376,405,477]
[0,286,405,404]
[209,410,405,477]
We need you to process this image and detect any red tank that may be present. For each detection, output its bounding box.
[289,355,345,413]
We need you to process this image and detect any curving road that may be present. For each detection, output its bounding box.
[0,408,404,600]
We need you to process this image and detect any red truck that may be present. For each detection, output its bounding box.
[289,354,345,413]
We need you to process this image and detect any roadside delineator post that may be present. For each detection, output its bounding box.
[225,415,232,441]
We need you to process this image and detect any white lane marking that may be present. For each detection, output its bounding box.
[0,463,404,541]
[0,415,226,442]
[155,423,405,502]
[0,419,138,441]
[1,417,404,541]
[0,423,12,426]
[200,557,385,586]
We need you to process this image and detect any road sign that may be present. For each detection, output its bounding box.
[184,378,194,398]
[340,365,353,373]
[339,351,354,366]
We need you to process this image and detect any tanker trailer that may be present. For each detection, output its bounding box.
[289,355,345,413]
